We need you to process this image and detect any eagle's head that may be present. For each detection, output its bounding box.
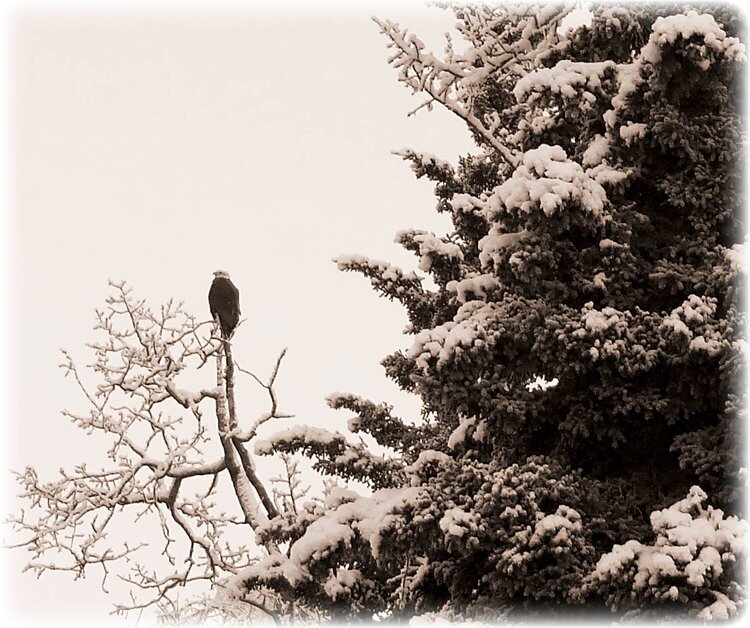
[213,269,231,279]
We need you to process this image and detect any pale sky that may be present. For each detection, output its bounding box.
[1,1,477,624]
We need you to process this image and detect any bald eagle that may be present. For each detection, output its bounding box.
[209,270,240,339]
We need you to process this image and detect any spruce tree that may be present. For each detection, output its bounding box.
[239,4,747,620]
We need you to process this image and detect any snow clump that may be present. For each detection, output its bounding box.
[586,486,747,619]
[513,60,616,102]
[642,11,746,65]
[407,301,504,371]
[446,274,499,303]
[396,230,464,272]
[487,144,609,219]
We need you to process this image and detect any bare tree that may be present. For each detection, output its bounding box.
[9,280,292,621]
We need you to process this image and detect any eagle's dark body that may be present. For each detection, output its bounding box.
[209,272,240,338]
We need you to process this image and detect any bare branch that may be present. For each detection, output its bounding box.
[9,282,289,616]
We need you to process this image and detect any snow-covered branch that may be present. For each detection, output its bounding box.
[9,281,290,616]
[255,425,405,490]
[374,4,575,165]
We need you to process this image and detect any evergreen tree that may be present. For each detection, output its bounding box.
[237,4,747,621]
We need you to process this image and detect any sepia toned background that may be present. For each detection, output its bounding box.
[1,1,479,624]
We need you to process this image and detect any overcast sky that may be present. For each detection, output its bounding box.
[1,1,478,624]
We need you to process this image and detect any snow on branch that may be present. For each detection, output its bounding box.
[334,254,437,330]
[395,229,464,276]
[335,254,421,288]
[601,10,746,139]
[446,272,501,304]
[513,60,617,103]
[9,281,290,616]
[581,486,748,619]
[373,16,517,165]
[407,296,540,373]
[392,148,457,183]
[326,392,421,456]
[642,11,745,66]
[228,486,428,619]
[232,349,294,442]
[288,486,426,565]
[374,4,576,165]
[489,144,610,220]
[255,425,404,490]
